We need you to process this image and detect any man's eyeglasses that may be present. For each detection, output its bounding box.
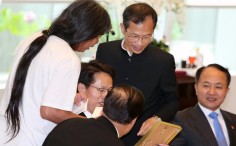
[125,31,153,43]
[90,85,112,95]
[196,82,227,91]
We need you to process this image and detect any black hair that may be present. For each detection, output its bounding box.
[103,84,144,124]
[195,63,231,86]
[6,0,111,140]
[78,60,115,88]
[123,2,158,30]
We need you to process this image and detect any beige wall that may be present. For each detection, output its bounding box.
[0,89,4,100]
[184,69,236,114]
[221,74,236,114]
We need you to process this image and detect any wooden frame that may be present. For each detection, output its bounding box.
[135,119,182,145]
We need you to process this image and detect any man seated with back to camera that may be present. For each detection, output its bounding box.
[43,84,144,146]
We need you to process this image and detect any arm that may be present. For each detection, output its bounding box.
[41,47,82,123]
[40,106,84,124]
[157,54,179,122]
[41,89,87,123]
[169,113,187,146]
[138,53,179,135]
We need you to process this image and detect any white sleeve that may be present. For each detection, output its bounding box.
[41,55,80,111]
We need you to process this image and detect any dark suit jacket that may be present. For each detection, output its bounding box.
[170,104,236,146]
[78,112,87,117]
[96,40,179,146]
[42,116,124,146]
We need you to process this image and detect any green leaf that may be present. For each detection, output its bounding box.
[0,8,12,32]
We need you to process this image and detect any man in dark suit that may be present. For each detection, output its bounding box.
[75,60,115,118]
[170,64,236,146]
[96,2,179,146]
[42,84,144,146]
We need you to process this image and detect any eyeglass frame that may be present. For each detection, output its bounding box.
[196,82,228,91]
[125,30,153,43]
[89,84,112,95]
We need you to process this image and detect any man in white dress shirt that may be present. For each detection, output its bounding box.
[74,60,115,118]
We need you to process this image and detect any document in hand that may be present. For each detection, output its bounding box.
[135,118,182,146]
[72,99,88,114]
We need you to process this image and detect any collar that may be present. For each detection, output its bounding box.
[97,116,119,137]
[114,126,120,138]
[121,39,133,56]
[198,103,222,118]
[83,110,92,118]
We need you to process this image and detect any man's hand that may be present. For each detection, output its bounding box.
[74,92,87,106]
[137,116,158,136]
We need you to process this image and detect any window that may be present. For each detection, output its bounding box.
[1,0,236,90]
[0,0,167,89]
[0,2,70,88]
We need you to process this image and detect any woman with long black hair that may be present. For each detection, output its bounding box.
[0,0,111,145]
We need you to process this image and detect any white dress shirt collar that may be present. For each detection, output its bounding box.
[198,103,230,145]
[83,110,92,118]
[198,102,221,117]
[121,39,133,56]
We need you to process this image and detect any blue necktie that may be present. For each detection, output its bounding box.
[209,112,228,146]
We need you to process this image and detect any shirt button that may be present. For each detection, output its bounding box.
[128,58,131,62]
[125,77,129,80]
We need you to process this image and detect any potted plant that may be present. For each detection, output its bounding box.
[150,36,170,52]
